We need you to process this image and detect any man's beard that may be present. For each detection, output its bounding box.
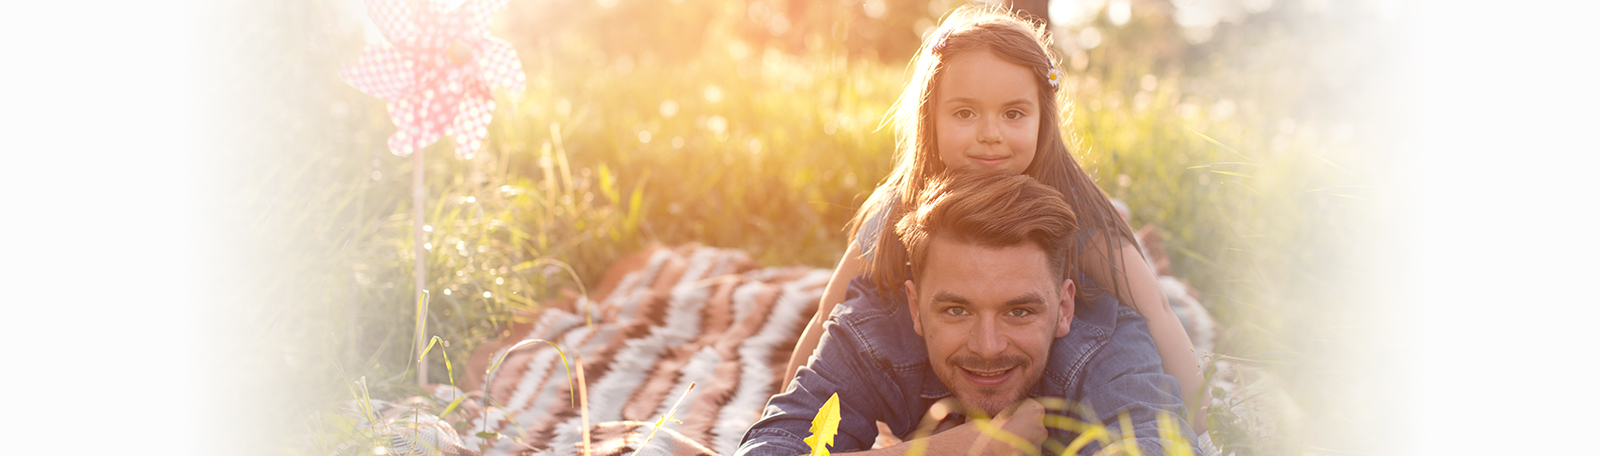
[941,352,1035,418]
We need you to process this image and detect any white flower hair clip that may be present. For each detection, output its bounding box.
[1047,68,1064,89]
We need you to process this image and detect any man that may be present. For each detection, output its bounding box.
[738,170,1198,455]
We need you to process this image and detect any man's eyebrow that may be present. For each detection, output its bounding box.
[928,291,1047,306]
[930,290,971,305]
[1004,293,1047,307]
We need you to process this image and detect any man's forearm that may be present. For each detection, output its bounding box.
[835,423,1036,456]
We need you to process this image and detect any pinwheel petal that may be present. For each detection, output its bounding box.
[349,0,518,157]
[429,0,509,45]
[449,86,496,158]
[426,0,480,39]
[474,37,526,95]
[477,0,509,13]
[427,0,470,15]
[385,72,465,156]
[339,44,416,100]
[362,0,421,49]
[386,98,439,156]
[406,6,456,55]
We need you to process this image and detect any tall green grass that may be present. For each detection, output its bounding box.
[227,1,1385,454]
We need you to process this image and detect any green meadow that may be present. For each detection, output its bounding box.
[207,1,1401,454]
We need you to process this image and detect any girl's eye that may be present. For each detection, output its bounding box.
[954,109,975,119]
[1004,109,1026,120]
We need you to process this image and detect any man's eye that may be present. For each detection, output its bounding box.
[943,307,969,317]
[1004,109,1025,120]
[1006,308,1034,318]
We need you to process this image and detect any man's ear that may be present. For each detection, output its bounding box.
[905,280,923,336]
[1055,278,1076,338]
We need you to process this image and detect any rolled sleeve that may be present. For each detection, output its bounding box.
[738,296,901,455]
[737,426,811,456]
[1077,309,1200,455]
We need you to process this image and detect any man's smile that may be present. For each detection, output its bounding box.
[958,365,1018,388]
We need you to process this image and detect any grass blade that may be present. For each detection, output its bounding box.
[578,357,591,456]
[417,335,458,404]
[971,417,1040,456]
[412,290,430,386]
[481,338,575,438]
[1186,126,1252,161]
[633,382,695,456]
[512,258,591,327]
[1158,412,1194,456]
[1206,170,1253,178]
[1118,412,1142,456]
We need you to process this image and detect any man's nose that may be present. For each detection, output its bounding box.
[967,317,1007,358]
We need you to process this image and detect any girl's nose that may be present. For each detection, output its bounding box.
[977,117,1002,145]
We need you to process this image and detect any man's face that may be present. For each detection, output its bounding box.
[905,236,1074,418]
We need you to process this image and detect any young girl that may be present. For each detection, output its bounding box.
[781,4,1209,431]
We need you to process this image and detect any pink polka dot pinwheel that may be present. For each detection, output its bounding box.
[339,0,526,158]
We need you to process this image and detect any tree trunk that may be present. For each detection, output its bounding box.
[1008,0,1050,27]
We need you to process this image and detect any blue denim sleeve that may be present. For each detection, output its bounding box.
[737,286,902,455]
[1076,308,1200,455]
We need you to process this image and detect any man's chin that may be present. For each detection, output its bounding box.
[948,382,1028,418]
[953,392,1018,419]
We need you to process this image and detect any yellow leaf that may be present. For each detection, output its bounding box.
[803,393,842,456]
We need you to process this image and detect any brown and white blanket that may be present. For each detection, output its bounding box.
[457,244,829,455]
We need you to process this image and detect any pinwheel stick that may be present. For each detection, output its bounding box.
[337,0,529,388]
[414,149,429,387]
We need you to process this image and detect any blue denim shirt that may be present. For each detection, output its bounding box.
[737,275,1198,455]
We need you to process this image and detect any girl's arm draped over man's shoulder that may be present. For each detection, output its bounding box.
[1080,235,1208,433]
[784,239,867,389]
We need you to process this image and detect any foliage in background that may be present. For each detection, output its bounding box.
[216,0,1399,455]
[1053,2,1401,454]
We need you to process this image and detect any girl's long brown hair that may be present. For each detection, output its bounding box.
[855,4,1139,303]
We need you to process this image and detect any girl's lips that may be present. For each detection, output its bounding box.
[968,156,1010,168]
[959,366,1016,388]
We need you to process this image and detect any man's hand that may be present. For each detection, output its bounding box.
[937,398,1045,456]
[857,399,1046,456]
[986,398,1047,454]
[998,398,1048,446]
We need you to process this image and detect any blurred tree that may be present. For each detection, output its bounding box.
[495,0,944,65]
[1008,0,1049,26]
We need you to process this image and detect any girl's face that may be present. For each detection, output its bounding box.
[932,49,1040,175]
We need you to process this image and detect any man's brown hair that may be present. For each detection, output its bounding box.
[888,169,1080,287]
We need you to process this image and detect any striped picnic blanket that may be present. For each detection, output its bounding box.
[458,244,829,455]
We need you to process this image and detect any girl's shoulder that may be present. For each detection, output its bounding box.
[855,200,891,256]
[853,187,902,256]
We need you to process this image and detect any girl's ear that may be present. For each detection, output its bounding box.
[1055,278,1075,338]
[905,280,924,336]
